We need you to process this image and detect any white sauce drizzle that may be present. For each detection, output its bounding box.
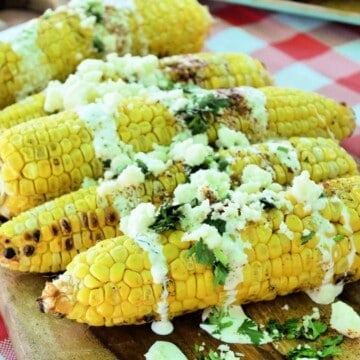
[120,204,173,335]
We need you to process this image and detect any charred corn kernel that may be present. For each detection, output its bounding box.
[37,175,360,327]
[0,0,211,109]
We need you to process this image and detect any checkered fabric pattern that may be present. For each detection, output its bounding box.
[0,2,360,358]
[204,1,360,131]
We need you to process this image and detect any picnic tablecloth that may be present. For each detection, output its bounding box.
[0,1,360,359]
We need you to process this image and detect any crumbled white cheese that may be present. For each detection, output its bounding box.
[266,141,301,174]
[182,223,222,249]
[279,221,294,240]
[281,304,289,311]
[288,171,325,212]
[239,164,273,193]
[216,126,250,149]
[180,200,211,231]
[330,301,360,338]
[120,202,156,238]
[174,169,231,204]
[169,134,212,167]
[145,341,187,360]
[134,152,168,177]
[44,80,64,112]
[116,165,145,188]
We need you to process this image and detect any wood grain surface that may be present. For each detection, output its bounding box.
[1,267,360,359]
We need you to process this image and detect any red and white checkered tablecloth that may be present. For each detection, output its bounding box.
[0,1,360,359]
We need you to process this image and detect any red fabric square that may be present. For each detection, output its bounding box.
[0,315,7,341]
[273,33,331,60]
[338,71,360,93]
[212,4,268,26]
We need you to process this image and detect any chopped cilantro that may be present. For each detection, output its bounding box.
[102,159,111,169]
[187,239,230,286]
[204,217,226,235]
[277,146,289,153]
[302,319,327,340]
[259,197,275,210]
[135,159,150,176]
[301,231,316,244]
[205,307,233,335]
[237,318,264,345]
[93,36,105,53]
[179,93,231,135]
[213,261,229,287]
[149,203,183,232]
[333,234,345,243]
[188,238,216,266]
[287,335,344,359]
[265,318,302,340]
[217,159,229,172]
[86,1,104,22]
[266,317,327,341]
[321,335,343,347]
[287,344,318,359]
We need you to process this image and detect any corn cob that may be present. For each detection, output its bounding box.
[0,52,273,130]
[0,136,357,273]
[0,0,211,109]
[0,84,356,217]
[37,174,360,327]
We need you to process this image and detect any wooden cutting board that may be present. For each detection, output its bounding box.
[1,267,360,359]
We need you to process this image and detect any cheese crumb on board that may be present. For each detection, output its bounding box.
[330,301,360,338]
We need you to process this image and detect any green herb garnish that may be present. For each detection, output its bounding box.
[135,159,150,176]
[204,217,226,235]
[180,93,230,135]
[237,318,264,345]
[86,1,104,22]
[302,319,327,340]
[149,203,183,232]
[188,239,230,286]
[93,36,105,53]
[205,307,233,335]
[333,234,345,243]
[277,146,289,153]
[102,159,111,169]
[301,230,316,244]
[287,335,343,359]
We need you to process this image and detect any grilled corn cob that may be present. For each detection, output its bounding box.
[37,174,360,327]
[0,52,273,129]
[0,136,357,273]
[0,0,211,109]
[0,85,356,217]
